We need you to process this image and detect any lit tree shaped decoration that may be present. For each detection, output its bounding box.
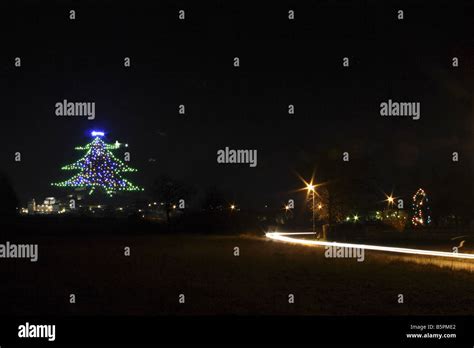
[52,131,143,196]
[411,188,431,226]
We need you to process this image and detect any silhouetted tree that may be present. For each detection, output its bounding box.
[297,147,379,225]
[151,175,196,222]
[202,186,227,211]
[0,172,19,217]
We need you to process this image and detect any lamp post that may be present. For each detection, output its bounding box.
[306,182,316,233]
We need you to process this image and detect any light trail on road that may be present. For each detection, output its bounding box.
[265,232,474,260]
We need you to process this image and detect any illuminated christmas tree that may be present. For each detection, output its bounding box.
[411,188,431,226]
[51,131,143,196]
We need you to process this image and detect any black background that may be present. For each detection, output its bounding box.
[2,0,474,345]
[2,0,473,209]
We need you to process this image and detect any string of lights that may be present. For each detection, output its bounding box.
[411,188,431,226]
[51,131,144,196]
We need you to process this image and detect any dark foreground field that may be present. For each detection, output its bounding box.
[2,232,474,316]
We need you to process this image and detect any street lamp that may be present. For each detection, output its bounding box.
[306,182,316,233]
[384,192,396,208]
[387,195,394,206]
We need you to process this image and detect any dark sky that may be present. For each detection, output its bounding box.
[2,0,473,209]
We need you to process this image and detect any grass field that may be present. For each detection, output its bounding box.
[2,233,474,316]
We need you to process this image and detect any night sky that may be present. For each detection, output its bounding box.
[2,0,473,209]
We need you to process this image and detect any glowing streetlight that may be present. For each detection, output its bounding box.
[230,204,236,211]
[384,192,396,208]
[305,181,316,232]
[297,174,324,234]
